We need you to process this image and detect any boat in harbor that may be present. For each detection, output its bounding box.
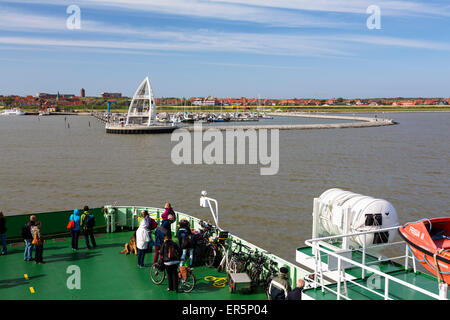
[0,189,448,300]
[1,108,26,116]
[105,77,179,134]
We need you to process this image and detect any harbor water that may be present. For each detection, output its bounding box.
[0,113,448,262]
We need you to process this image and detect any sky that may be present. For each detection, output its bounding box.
[0,0,449,99]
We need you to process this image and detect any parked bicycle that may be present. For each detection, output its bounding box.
[263,259,279,298]
[197,221,228,267]
[150,261,196,293]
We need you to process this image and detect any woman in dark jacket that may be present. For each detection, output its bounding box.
[153,218,173,263]
[160,236,182,292]
[0,211,7,255]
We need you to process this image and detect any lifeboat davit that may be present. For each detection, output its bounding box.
[398,217,450,285]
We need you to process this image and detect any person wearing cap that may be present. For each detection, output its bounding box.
[69,209,81,250]
[287,279,305,300]
[268,267,292,300]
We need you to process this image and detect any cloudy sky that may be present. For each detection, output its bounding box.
[0,0,449,98]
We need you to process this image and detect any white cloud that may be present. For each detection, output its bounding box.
[211,0,450,16]
[1,0,347,28]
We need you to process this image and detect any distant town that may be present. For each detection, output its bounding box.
[1,88,449,112]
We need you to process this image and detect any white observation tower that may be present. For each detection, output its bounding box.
[125,76,157,126]
[105,76,178,134]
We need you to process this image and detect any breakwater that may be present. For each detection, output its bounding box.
[184,112,396,131]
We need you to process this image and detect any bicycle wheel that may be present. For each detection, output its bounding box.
[179,270,196,293]
[150,263,166,284]
[204,245,216,267]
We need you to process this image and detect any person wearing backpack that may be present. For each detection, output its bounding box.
[22,215,36,261]
[153,217,173,263]
[177,218,194,268]
[31,221,44,264]
[68,209,81,250]
[161,236,182,292]
[80,206,96,249]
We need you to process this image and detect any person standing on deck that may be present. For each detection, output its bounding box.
[177,218,194,267]
[69,209,81,250]
[287,279,305,300]
[31,221,44,264]
[154,213,174,263]
[161,203,176,221]
[142,210,156,253]
[80,206,96,249]
[136,220,150,268]
[23,215,36,261]
[160,236,182,292]
[0,212,7,255]
[268,267,292,300]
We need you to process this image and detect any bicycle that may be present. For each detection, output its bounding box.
[198,221,228,268]
[262,259,279,299]
[150,261,196,293]
[246,251,268,287]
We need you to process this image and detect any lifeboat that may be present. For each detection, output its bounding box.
[398,217,450,285]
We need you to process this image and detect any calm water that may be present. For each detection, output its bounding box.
[0,113,448,262]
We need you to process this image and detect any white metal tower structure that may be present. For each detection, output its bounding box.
[125,77,157,126]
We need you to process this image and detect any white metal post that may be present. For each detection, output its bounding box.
[312,198,319,240]
[405,244,409,270]
[362,234,366,279]
[384,278,390,300]
[342,208,350,250]
[337,257,342,300]
[439,283,448,300]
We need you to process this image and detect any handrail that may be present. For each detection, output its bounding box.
[304,227,444,300]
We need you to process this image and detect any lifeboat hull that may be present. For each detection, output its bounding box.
[398,217,450,285]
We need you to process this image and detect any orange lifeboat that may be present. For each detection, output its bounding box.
[398,217,450,285]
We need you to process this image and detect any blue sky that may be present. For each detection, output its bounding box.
[0,0,449,98]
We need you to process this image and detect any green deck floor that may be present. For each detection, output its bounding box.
[0,231,267,300]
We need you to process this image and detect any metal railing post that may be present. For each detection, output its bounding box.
[362,233,366,279]
[337,256,342,300]
[384,278,390,300]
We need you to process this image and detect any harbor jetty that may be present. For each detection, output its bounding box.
[184,112,396,132]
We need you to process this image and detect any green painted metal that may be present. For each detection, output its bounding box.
[4,208,105,243]
[0,231,268,300]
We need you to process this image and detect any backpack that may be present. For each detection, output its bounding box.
[21,224,32,239]
[167,242,178,260]
[179,229,193,249]
[86,215,95,228]
[150,218,158,230]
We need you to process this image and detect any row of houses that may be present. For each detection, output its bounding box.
[1,95,449,109]
[168,96,450,107]
[0,94,83,111]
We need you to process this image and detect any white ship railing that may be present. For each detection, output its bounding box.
[304,227,445,300]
